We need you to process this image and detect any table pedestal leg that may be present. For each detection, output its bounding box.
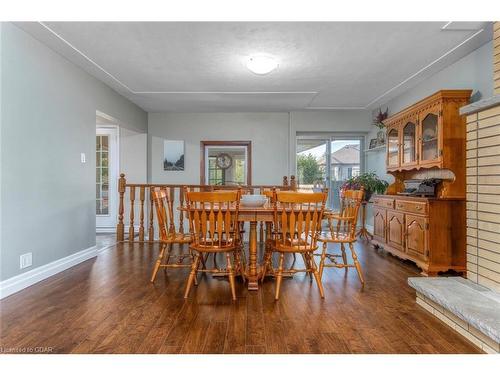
[247,221,259,290]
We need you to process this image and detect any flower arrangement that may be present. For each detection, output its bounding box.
[341,172,389,202]
[373,108,389,129]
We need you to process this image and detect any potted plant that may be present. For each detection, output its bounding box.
[340,172,389,202]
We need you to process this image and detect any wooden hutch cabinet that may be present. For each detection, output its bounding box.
[371,90,471,275]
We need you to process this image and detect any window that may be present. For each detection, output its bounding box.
[208,157,224,185]
[96,135,109,215]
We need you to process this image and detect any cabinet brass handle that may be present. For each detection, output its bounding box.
[415,206,422,211]
[397,204,403,209]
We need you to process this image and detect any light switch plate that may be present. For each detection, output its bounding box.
[80,153,86,163]
[20,252,32,269]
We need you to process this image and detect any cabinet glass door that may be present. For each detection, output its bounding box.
[402,121,416,165]
[420,112,440,162]
[387,128,399,167]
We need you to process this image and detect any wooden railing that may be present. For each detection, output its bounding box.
[116,174,296,243]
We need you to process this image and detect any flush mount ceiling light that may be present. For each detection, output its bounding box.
[246,54,279,75]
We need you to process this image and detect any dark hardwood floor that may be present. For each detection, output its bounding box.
[0,240,481,354]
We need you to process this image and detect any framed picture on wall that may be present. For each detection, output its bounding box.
[369,138,378,149]
[163,140,185,171]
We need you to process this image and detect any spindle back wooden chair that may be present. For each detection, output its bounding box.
[262,191,327,300]
[150,187,193,283]
[207,186,248,270]
[316,188,365,286]
[260,187,301,272]
[184,189,244,300]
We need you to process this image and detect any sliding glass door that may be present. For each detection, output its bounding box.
[296,134,364,210]
[329,138,362,210]
[296,138,328,191]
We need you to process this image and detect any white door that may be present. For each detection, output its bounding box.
[96,127,119,231]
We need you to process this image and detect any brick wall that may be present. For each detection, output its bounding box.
[466,105,500,291]
[464,22,500,292]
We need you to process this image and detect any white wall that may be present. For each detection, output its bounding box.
[148,112,290,185]
[148,110,372,186]
[376,41,493,116]
[120,128,148,183]
[0,23,147,282]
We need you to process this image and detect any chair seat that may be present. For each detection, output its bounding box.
[318,232,354,243]
[160,232,192,244]
[190,238,237,252]
[267,238,317,253]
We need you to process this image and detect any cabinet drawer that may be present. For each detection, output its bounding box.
[372,197,394,209]
[395,200,428,215]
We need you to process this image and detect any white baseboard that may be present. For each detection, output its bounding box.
[98,225,141,235]
[96,226,117,234]
[0,245,98,300]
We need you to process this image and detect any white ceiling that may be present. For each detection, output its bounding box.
[16,22,492,112]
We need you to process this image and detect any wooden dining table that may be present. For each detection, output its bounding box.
[180,202,332,291]
[237,204,275,290]
[179,203,274,291]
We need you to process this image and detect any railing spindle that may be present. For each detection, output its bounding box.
[149,186,155,242]
[139,186,145,241]
[129,186,136,242]
[179,187,185,233]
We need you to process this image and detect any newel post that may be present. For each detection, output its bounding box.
[290,175,297,191]
[117,173,126,241]
[283,176,288,187]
